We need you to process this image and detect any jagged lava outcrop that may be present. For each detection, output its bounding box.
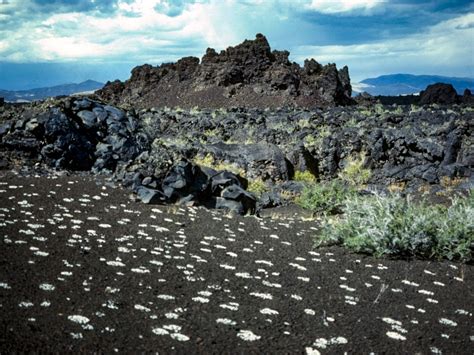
[96,34,352,109]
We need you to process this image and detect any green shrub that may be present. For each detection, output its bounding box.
[294,170,317,184]
[192,154,245,176]
[317,192,474,262]
[247,178,268,196]
[297,180,355,214]
[339,151,371,186]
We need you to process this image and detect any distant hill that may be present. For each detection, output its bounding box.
[0,80,104,102]
[352,74,474,96]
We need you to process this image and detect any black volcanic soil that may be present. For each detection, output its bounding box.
[0,172,472,354]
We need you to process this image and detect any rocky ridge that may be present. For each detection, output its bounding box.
[96,34,353,109]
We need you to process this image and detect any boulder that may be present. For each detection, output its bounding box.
[0,121,12,137]
[210,170,244,194]
[219,185,256,214]
[204,142,292,182]
[161,160,209,201]
[77,110,97,128]
[419,83,459,105]
[136,186,166,204]
[287,143,318,176]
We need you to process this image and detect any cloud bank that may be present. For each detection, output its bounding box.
[0,0,472,89]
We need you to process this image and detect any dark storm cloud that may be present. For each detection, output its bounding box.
[296,0,473,46]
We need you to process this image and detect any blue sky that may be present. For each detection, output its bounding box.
[0,0,473,90]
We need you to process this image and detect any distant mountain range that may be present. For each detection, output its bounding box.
[2,74,473,102]
[352,74,474,96]
[0,80,104,102]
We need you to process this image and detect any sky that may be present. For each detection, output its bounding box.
[0,0,473,90]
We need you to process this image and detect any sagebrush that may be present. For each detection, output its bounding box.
[297,180,355,214]
[317,192,474,262]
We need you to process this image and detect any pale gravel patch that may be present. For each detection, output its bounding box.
[131,267,150,274]
[220,264,236,270]
[70,333,83,339]
[402,280,419,287]
[192,297,210,303]
[235,272,253,279]
[339,284,356,292]
[262,280,282,288]
[19,301,34,308]
[439,318,457,327]
[152,328,169,335]
[386,331,406,341]
[249,292,273,300]
[260,308,279,315]
[34,251,49,257]
[106,261,125,267]
[418,289,434,296]
[313,337,348,349]
[165,313,179,319]
[68,315,90,324]
[198,291,212,297]
[216,318,237,325]
[237,330,261,341]
[134,304,151,312]
[149,260,163,266]
[170,333,190,342]
[305,347,321,355]
[289,262,307,271]
[157,294,175,300]
[39,283,55,291]
[220,302,239,311]
[255,260,273,266]
[163,324,181,332]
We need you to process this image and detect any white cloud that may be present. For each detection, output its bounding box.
[305,0,385,14]
[293,13,474,80]
[0,0,472,84]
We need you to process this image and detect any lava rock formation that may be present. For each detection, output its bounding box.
[96,34,353,109]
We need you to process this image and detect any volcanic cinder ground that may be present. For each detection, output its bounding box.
[0,171,472,354]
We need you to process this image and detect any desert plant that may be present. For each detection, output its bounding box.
[297,180,355,214]
[192,154,245,177]
[317,192,474,262]
[303,125,331,150]
[387,181,406,194]
[339,151,371,186]
[247,178,268,196]
[294,170,317,184]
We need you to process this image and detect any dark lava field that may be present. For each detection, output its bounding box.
[0,34,473,354]
[0,172,472,353]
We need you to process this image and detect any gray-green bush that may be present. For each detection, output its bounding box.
[317,192,474,262]
[297,180,355,214]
